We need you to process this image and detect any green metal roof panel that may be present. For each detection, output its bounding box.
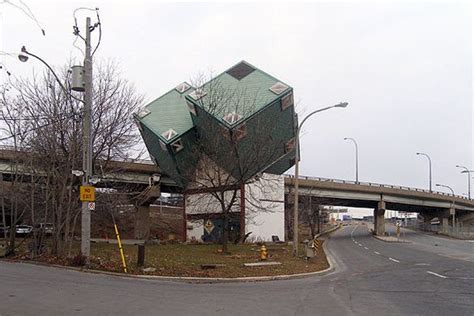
[140,85,195,143]
[187,61,292,126]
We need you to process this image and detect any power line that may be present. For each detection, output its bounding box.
[2,0,46,36]
[0,111,80,142]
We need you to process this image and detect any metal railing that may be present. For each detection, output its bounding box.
[285,174,471,201]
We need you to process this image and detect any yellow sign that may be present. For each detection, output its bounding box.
[80,185,95,202]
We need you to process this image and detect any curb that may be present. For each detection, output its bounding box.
[372,235,411,243]
[0,238,337,284]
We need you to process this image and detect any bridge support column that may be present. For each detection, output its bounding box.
[134,205,151,240]
[373,201,386,236]
[441,216,449,234]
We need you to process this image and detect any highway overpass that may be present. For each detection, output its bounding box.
[0,147,472,236]
[285,175,474,235]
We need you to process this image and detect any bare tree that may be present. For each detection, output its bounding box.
[180,74,295,253]
[0,60,144,257]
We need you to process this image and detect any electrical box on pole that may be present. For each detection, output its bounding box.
[71,65,85,92]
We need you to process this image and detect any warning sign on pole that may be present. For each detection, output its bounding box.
[80,185,95,201]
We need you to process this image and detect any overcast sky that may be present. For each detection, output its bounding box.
[1,1,473,205]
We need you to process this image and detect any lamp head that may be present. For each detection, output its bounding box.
[18,46,28,62]
[18,54,28,62]
[335,102,348,108]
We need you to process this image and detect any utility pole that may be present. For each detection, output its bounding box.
[81,17,93,259]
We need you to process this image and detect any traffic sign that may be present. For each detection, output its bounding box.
[88,202,95,211]
[80,185,95,201]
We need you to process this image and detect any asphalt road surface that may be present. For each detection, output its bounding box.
[1,224,473,315]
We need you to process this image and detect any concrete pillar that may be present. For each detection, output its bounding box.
[374,201,386,236]
[134,205,150,240]
[441,217,449,234]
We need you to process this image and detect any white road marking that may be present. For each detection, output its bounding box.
[415,263,430,266]
[364,247,369,250]
[388,257,400,263]
[427,271,447,279]
[358,244,363,247]
[374,251,380,255]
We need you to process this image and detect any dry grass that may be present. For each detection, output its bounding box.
[2,239,329,278]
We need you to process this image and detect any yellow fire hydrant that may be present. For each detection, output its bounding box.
[260,244,268,261]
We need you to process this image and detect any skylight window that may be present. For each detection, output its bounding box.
[175,82,191,94]
[188,89,207,101]
[136,108,151,118]
[171,139,184,153]
[269,82,289,95]
[285,138,296,153]
[161,129,178,141]
[226,62,255,80]
[223,112,243,125]
[232,123,247,142]
[281,92,294,110]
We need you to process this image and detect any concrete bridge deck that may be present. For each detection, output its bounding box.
[284,175,474,236]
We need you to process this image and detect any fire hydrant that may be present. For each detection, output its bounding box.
[260,244,268,261]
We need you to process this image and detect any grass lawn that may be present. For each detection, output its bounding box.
[1,239,329,278]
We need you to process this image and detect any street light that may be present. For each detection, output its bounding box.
[343,137,358,183]
[435,183,455,229]
[18,46,83,103]
[456,165,472,199]
[416,152,432,192]
[292,101,348,257]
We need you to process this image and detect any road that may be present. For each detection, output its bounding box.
[1,224,473,315]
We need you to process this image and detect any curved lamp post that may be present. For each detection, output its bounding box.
[456,165,472,199]
[435,183,455,229]
[416,152,432,192]
[343,137,358,184]
[293,101,348,257]
[18,46,83,103]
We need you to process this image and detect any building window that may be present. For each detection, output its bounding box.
[175,82,191,94]
[269,82,289,95]
[223,112,243,125]
[232,123,247,142]
[161,128,177,141]
[171,139,184,153]
[285,138,296,153]
[188,88,207,101]
[281,92,294,111]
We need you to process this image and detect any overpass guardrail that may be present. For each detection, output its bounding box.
[284,174,470,201]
